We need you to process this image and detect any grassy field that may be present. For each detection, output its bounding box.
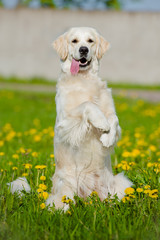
[0,89,160,240]
[1,75,160,90]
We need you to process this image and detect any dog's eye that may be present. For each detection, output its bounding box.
[88,39,94,43]
[72,39,78,43]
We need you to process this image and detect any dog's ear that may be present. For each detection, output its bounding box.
[53,33,68,61]
[96,35,110,60]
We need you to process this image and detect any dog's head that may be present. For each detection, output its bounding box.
[53,27,110,75]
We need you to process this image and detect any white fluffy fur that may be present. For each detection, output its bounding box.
[8,28,132,208]
[46,27,132,209]
[7,177,31,196]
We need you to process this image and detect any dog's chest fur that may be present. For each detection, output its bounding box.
[57,75,106,114]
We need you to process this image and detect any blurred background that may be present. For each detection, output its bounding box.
[0,0,160,85]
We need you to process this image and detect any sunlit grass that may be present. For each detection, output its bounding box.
[0,90,160,240]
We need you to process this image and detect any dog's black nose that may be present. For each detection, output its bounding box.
[79,46,89,55]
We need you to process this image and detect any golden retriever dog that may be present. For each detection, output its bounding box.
[46,27,132,210]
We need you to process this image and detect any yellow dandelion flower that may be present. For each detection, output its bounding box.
[25,164,32,169]
[40,165,46,169]
[40,203,46,209]
[117,141,123,147]
[129,195,136,198]
[8,161,13,165]
[134,133,141,138]
[147,162,154,168]
[12,167,18,170]
[50,131,54,137]
[149,145,156,152]
[35,165,41,169]
[39,184,47,190]
[53,163,56,167]
[62,195,66,203]
[35,165,46,170]
[149,194,158,199]
[131,149,140,157]
[34,135,41,142]
[116,163,122,168]
[3,123,12,132]
[143,109,156,117]
[137,140,147,147]
[27,149,32,153]
[5,131,16,141]
[149,189,158,199]
[144,190,151,194]
[67,210,72,215]
[136,188,143,193]
[144,185,150,189]
[140,153,146,157]
[0,152,5,156]
[40,176,46,181]
[22,173,28,177]
[65,199,73,204]
[129,162,136,166]
[122,151,131,158]
[91,191,98,196]
[42,129,49,134]
[37,188,43,193]
[125,187,135,195]
[154,168,159,174]
[50,154,54,158]
[29,128,37,135]
[122,196,130,203]
[122,164,130,171]
[0,141,4,147]
[12,154,19,159]
[121,161,127,164]
[150,189,158,194]
[42,192,49,200]
[32,152,38,157]
[19,147,25,154]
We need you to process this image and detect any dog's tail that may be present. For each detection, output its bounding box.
[113,172,133,199]
[7,177,31,196]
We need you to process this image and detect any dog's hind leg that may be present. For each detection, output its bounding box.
[46,177,75,211]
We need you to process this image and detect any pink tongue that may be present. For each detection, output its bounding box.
[70,59,79,75]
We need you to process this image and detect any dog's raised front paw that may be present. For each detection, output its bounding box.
[91,117,110,133]
[100,132,116,148]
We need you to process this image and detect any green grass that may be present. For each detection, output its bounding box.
[0,76,57,86]
[1,75,160,90]
[0,90,160,240]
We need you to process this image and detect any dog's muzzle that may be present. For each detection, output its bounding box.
[78,46,91,67]
[70,46,92,75]
[79,46,89,56]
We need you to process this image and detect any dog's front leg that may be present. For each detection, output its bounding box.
[83,102,110,132]
[57,101,110,146]
[99,89,121,148]
[100,114,121,148]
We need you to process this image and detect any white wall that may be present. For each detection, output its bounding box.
[0,9,160,84]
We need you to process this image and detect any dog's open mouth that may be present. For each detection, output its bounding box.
[70,58,92,75]
[79,58,92,68]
